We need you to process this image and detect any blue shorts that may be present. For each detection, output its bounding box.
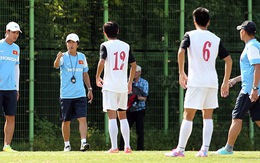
[232,93,260,121]
[60,97,87,121]
[0,90,17,116]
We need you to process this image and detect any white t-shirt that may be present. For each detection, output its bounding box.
[100,40,130,93]
[186,30,221,88]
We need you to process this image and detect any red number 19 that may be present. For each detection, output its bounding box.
[113,51,126,70]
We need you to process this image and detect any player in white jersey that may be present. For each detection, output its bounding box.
[0,22,22,152]
[96,21,137,153]
[165,7,232,157]
[216,21,260,155]
[54,33,93,152]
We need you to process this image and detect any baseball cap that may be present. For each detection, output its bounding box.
[66,33,79,42]
[6,21,22,33]
[136,65,142,72]
[236,20,256,34]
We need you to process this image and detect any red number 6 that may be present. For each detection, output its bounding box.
[202,41,211,61]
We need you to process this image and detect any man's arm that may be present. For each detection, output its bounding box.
[250,64,260,102]
[54,51,63,68]
[178,48,188,89]
[128,62,137,93]
[83,72,93,103]
[95,59,105,87]
[220,55,232,97]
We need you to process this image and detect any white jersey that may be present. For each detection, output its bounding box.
[101,40,130,93]
[186,30,220,88]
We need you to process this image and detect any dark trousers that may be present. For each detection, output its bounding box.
[119,109,145,150]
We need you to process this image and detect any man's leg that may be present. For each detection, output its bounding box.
[135,110,145,150]
[119,111,134,150]
[107,110,118,150]
[226,119,242,147]
[78,117,87,140]
[4,115,15,146]
[62,121,71,151]
[118,110,130,150]
[200,109,214,152]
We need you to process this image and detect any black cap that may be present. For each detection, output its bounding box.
[236,20,256,34]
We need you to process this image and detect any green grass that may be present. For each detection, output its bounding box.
[1,151,260,163]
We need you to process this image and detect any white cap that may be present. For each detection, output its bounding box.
[136,65,141,72]
[6,21,22,33]
[66,33,79,42]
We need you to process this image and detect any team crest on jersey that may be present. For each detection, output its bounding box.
[78,60,84,64]
[13,50,18,55]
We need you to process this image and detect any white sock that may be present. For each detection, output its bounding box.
[120,119,130,149]
[176,119,193,152]
[201,119,213,152]
[64,141,70,147]
[109,119,118,149]
[81,138,86,144]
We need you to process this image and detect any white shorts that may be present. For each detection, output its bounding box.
[102,91,128,112]
[184,87,218,110]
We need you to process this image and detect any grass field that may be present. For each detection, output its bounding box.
[1,151,260,163]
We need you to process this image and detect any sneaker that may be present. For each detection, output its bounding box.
[215,147,233,155]
[3,145,17,152]
[124,147,132,154]
[80,142,90,151]
[64,145,71,152]
[105,148,119,153]
[195,150,208,157]
[164,149,185,157]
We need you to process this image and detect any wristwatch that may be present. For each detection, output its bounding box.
[252,86,259,90]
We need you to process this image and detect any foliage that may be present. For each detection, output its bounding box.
[33,116,61,151]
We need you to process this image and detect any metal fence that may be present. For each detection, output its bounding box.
[0,0,259,151]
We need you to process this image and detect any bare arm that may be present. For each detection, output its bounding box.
[128,62,137,93]
[95,59,105,87]
[54,51,63,68]
[229,75,241,87]
[250,64,260,102]
[83,72,93,103]
[220,55,232,97]
[178,48,188,89]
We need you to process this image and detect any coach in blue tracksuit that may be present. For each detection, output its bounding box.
[54,33,93,152]
[0,21,22,152]
[216,20,260,155]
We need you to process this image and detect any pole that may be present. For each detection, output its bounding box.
[163,0,169,135]
[247,0,254,148]
[29,0,35,151]
[103,0,109,144]
[179,0,185,125]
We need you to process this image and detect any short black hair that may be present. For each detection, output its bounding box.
[103,21,119,38]
[193,7,210,27]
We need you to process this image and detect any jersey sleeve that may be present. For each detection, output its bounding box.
[100,45,107,59]
[83,54,89,72]
[180,33,190,50]
[248,45,260,65]
[218,41,229,59]
[128,47,136,63]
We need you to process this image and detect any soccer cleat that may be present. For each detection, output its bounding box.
[195,150,208,157]
[164,148,185,157]
[64,145,71,152]
[215,147,233,155]
[105,148,119,153]
[124,147,132,154]
[80,142,90,151]
[3,145,17,152]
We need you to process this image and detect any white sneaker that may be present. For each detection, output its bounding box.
[64,145,71,152]
[80,142,90,151]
